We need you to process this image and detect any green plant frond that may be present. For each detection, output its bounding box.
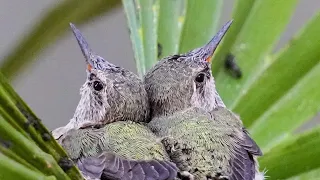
[215,0,299,107]
[158,0,186,59]
[250,57,320,152]
[122,0,146,77]
[0,116,69,179]
[259,126,320,179]
[228,12,320,152]
[233,11,320,128]
[0,144,38,172]
[178,0,223,54]
[0,0,121,80]
[287,167,320,180]
[137,0,159,71]
[0,72,83,179]
[211,0,256,74]
[0,153,56,180]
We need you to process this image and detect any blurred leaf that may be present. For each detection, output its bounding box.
[212,0,256,74]
[158,0,186,58]
[122,0,145,77]
[215,0,299,107]
[0,0,121,80]
[287,167,320,180]
[0,153,56,180]
[137,0,159,70]
[249,57,320,152]
[178,0,223,53]
[0,72,83,179]
[0,144,38,172]
[0,116,69,179]
[259,126,320,179]
[233,12,320,127]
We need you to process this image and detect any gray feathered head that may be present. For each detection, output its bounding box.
[64,24,149,129]
[144,20,232,117]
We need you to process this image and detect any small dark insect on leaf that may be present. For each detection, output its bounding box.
[0,138,12,148]
[224,53,242,79]
[158,43,163,58]
[58,157,75,172]
[41,133,51,141]
[17,102,38,128]
[16,102,52,141]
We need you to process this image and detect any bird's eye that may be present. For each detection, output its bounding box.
[93,81,104,91]
[195,73,206,83]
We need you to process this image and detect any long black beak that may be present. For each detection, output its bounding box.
[69,23,115,71]
[186,20,233,62]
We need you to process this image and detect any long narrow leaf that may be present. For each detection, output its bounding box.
[215,0,299,107]
[233,12,320,127]
[122,0,145,77]
[287,168,320,180]
[0,153,56,180]
[212,0,256,74]
[178,0,223,53]
[0,144,38,172]
[137,0,159,70]
[0,117,69,179]
[259,126,320,179]
[0,73,83,179]
[158,0,186,58]
[250,59,320,151]
[0,0,120,80]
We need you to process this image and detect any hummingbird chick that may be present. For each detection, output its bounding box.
[144,20,264,180]
[52,23,178,180]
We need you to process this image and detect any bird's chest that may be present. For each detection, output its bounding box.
[165,119,233,176]
[103,123,169,161]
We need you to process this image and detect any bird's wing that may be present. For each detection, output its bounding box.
[77,152,178,180]
[210,107,262,180]
[229,129,262,180]
[242,129,263,156]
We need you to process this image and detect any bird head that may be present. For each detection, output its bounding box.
[69,23,150,128]
[144,20,232,118]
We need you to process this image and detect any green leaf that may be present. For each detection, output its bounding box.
[0,0,120,80]
[215,0,299,107]
[158,0,186,58]
[0,142,38,172]
[122,0,146,77]
[233,12,320,127]
[0,72,83,179]
[0,153,56,180]
[259,127,320,179]
[211,0,256,74]
[286,167,320,180]
[0,116,69,179]
[178,0,223,53]
[249,57,320,152]
[137,0,159,71]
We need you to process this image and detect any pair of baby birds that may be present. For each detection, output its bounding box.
[52,20,265,180]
